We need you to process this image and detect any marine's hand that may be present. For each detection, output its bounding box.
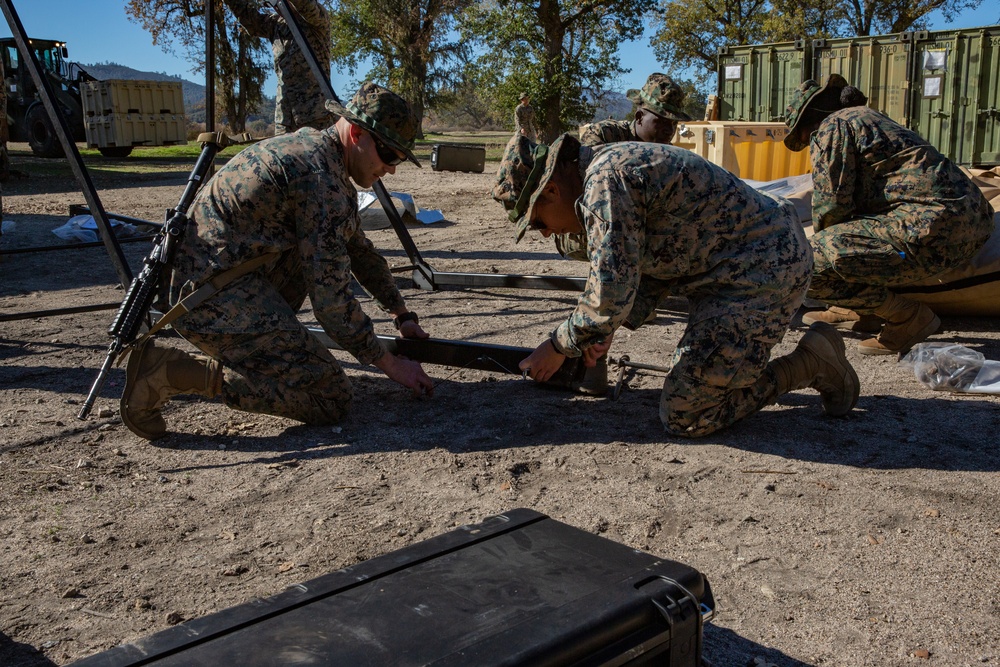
[398,320,429,339]
[518,339,566,383]
[583,333,613,367]
[375,353,434,397]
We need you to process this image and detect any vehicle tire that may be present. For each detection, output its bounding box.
[98,146,133,158]
[26,104,65,158]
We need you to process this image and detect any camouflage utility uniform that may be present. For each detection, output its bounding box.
[514,101,536,141]
[554,142,812,437]
[552,120,643,260]
[226,0,333,133]
[578,119,637,147]
[808,106,993,311]
[164,128,404,424]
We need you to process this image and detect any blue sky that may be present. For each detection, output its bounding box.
[2,1,998,97]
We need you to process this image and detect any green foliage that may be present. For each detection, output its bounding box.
[124,0,270,131]
[459,0,646,142]
[328,0,473,135]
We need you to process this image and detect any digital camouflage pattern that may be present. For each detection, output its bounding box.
[226,0,333,134]
[164,128,406,423]
[514,100,537,141]
[578,119,637,147]
[807,106,993,311]
[560,121,638,261]
[626,74,692,121]
[550,141,812,436]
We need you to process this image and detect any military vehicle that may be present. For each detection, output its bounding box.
[0,37,90,158]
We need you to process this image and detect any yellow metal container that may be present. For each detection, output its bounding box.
[673,121,811,181]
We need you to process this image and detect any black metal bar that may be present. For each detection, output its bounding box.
[429,272,587,291]
[0,302,122,322]
[307,327,607,394]
[0,235,157,256]
[206,0,215,132]
[0,0,133,288]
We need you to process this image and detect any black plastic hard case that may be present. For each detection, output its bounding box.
[431,143,486,172]
[72,508,714,667]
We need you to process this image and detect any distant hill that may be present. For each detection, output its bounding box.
[588,90,634,122]
[80,61,275,126]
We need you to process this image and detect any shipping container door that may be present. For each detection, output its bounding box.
[812,34,911,124]
[972,28,1000,166]
[910,30,963,163]
[717,41,807,122]
[911,26,1000,166]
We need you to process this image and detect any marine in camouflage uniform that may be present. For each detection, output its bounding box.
[492,133,859,437]
[559,74,692,261]
[514,93,537,142]
[226,0,333,134]
[784,75,994,354]
[120,83,432,440]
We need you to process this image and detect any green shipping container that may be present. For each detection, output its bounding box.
[909,26,1000,166]
[717,24,1000,166]
[717,40,808,122]
[810,33,914,124]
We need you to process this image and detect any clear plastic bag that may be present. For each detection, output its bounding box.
[899,343,1000,394]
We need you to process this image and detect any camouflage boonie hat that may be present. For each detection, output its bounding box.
[491,132,581,243]
[326,82,422,167]
[519,91,530,100]
[626,73,692,121]
[783,73,849,152]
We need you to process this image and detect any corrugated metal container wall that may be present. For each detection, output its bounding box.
[717,40,808,122]
[810,33,914,124]
[719,24,1000,166]
[909,27,1000,166]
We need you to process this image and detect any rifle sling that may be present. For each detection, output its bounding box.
[132,252,280,350]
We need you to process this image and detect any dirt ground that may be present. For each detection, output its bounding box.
[1,142,999,667]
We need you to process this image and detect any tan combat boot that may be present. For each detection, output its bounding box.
[858,293,940,356]
[801,306,882,333]
[768,322,860,416]
[120,340,223,440]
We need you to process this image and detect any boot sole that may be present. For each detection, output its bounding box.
[802,322,861,415]
[120,341,167,440]
[801,311,883,334]
[857,314,941,356]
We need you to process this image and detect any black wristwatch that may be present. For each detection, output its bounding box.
[393,311,419,330]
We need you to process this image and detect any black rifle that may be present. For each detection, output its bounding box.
[78,133,238,420]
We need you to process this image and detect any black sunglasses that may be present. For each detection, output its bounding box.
[527,218,548,231]
[372,135,405,166]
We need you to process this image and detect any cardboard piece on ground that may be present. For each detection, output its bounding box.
[746,171,1000,317]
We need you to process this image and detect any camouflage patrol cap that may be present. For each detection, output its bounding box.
[626,74,692,121]
[783,73,849,152]
[519,92,530,100]
[491,132,581,243]
[326,82,422,167]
